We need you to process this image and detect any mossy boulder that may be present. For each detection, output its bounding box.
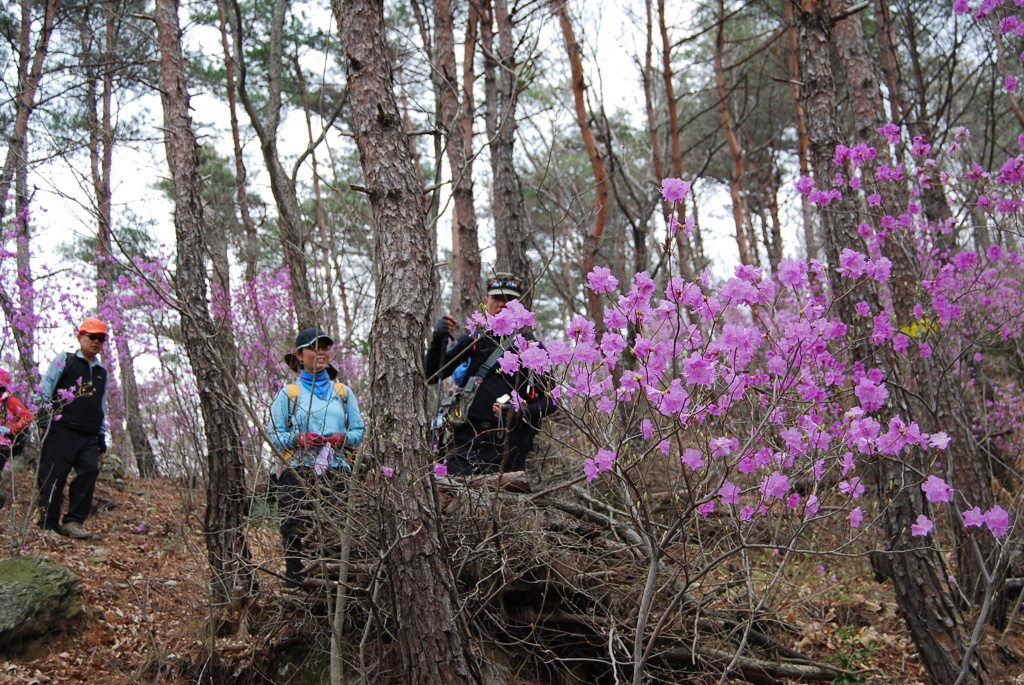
[0,555,82,648]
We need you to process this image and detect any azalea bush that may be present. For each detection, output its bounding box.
[459,123,1024,676]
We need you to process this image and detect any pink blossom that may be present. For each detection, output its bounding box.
[680,448,705,471]
[381,466,395,479]
[761,471,789,500]
[698,500,715,518]
[718,480,741,505]
[839,477,865,499]
[911,515,934,537]
[1007,76,1019,93]
[497,351,521,375]
[661,177,691,203]
[854,377,888,412]
[921,475,955,503]
[587,266,619,293]
[805,495,820,516]
[849,507,864,528]
[928,432,951,449]
[963,507,987,527]
[683,356,716,386]
[434,462,448,478]
[985,505,1010,537]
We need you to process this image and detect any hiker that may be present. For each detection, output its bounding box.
[268,327,364,588]
[35,318,109,540]
[0,368,33,507]
[425,273,556,477]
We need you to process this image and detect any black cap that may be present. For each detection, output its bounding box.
[294,327,334,350]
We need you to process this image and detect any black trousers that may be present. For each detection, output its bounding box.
[272,466,347,584]
[446,422,534,477]
[37,423,100,530]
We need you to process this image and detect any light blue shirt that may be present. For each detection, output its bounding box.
[268,382,364,469]
[35,351,107,437]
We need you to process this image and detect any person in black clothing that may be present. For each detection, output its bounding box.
[425,274,555,476]
[35,318,109,540]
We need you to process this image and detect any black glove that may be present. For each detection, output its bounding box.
[97,436,108,455]
[434,316,452,339]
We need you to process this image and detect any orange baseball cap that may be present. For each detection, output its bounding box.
[78,318,108,335]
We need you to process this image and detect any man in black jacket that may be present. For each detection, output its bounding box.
[35,318,109,539]
[426,274,555,476]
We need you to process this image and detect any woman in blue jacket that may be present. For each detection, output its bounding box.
[268,327,364,588]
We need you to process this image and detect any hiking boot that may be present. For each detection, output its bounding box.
[61,521,95,540]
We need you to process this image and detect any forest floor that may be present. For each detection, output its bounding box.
[0,466,1022,684]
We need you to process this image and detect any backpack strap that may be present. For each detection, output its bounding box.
[285,382,349,431]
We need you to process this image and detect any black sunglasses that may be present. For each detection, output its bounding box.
[83,333,107,343]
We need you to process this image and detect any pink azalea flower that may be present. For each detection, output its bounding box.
[985,506,1010,537]
[761,471,789,500]
[805,495,820,516]
[697,500,715,518]
[718,480,741,505]
[839,477,865,499]
[680,448,705,471]
[381,466,395,479]
[911,515,934,537]
[963,507,986,527]
[661,177,691,203]
[587,266,619,293]
[849,507,864,528]
[434,462,448,478]
[921,475,954,503]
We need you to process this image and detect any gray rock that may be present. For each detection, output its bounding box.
[0,556,82,648]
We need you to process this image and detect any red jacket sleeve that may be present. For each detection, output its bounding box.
[4,396,33,435]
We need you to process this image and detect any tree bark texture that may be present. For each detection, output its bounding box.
[154,0,254,604]
[433,0,481,327]
[793,1,990,682]
[334,0,483,682]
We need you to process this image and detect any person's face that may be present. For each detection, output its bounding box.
[78,331,107,358]
[299,339,333,373]
[485,294,516,317]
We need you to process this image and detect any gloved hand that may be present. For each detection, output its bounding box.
[0,426,9,436]
[298,432,327,448]
[433,315,456,340]
[97,436,108,455]
[325,433,346,449]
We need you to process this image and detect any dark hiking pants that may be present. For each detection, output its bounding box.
[37,423,100,530]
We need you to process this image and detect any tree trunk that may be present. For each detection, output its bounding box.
[227,0,318,329]
[792,1,989,682]
[783,0,816,261]
[84,1,158,478]
[0,0,58,381]
[334,0,483,682]
[154,0,254,605]
[217,0,259,284]
[552,0,609,327]
[294,52,341,335]
[433,0,481,327]
[832,0,1001,621]
[486,0,532,295]
[713,0,753,266]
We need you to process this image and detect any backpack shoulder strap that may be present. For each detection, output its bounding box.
[334,382,348,413]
